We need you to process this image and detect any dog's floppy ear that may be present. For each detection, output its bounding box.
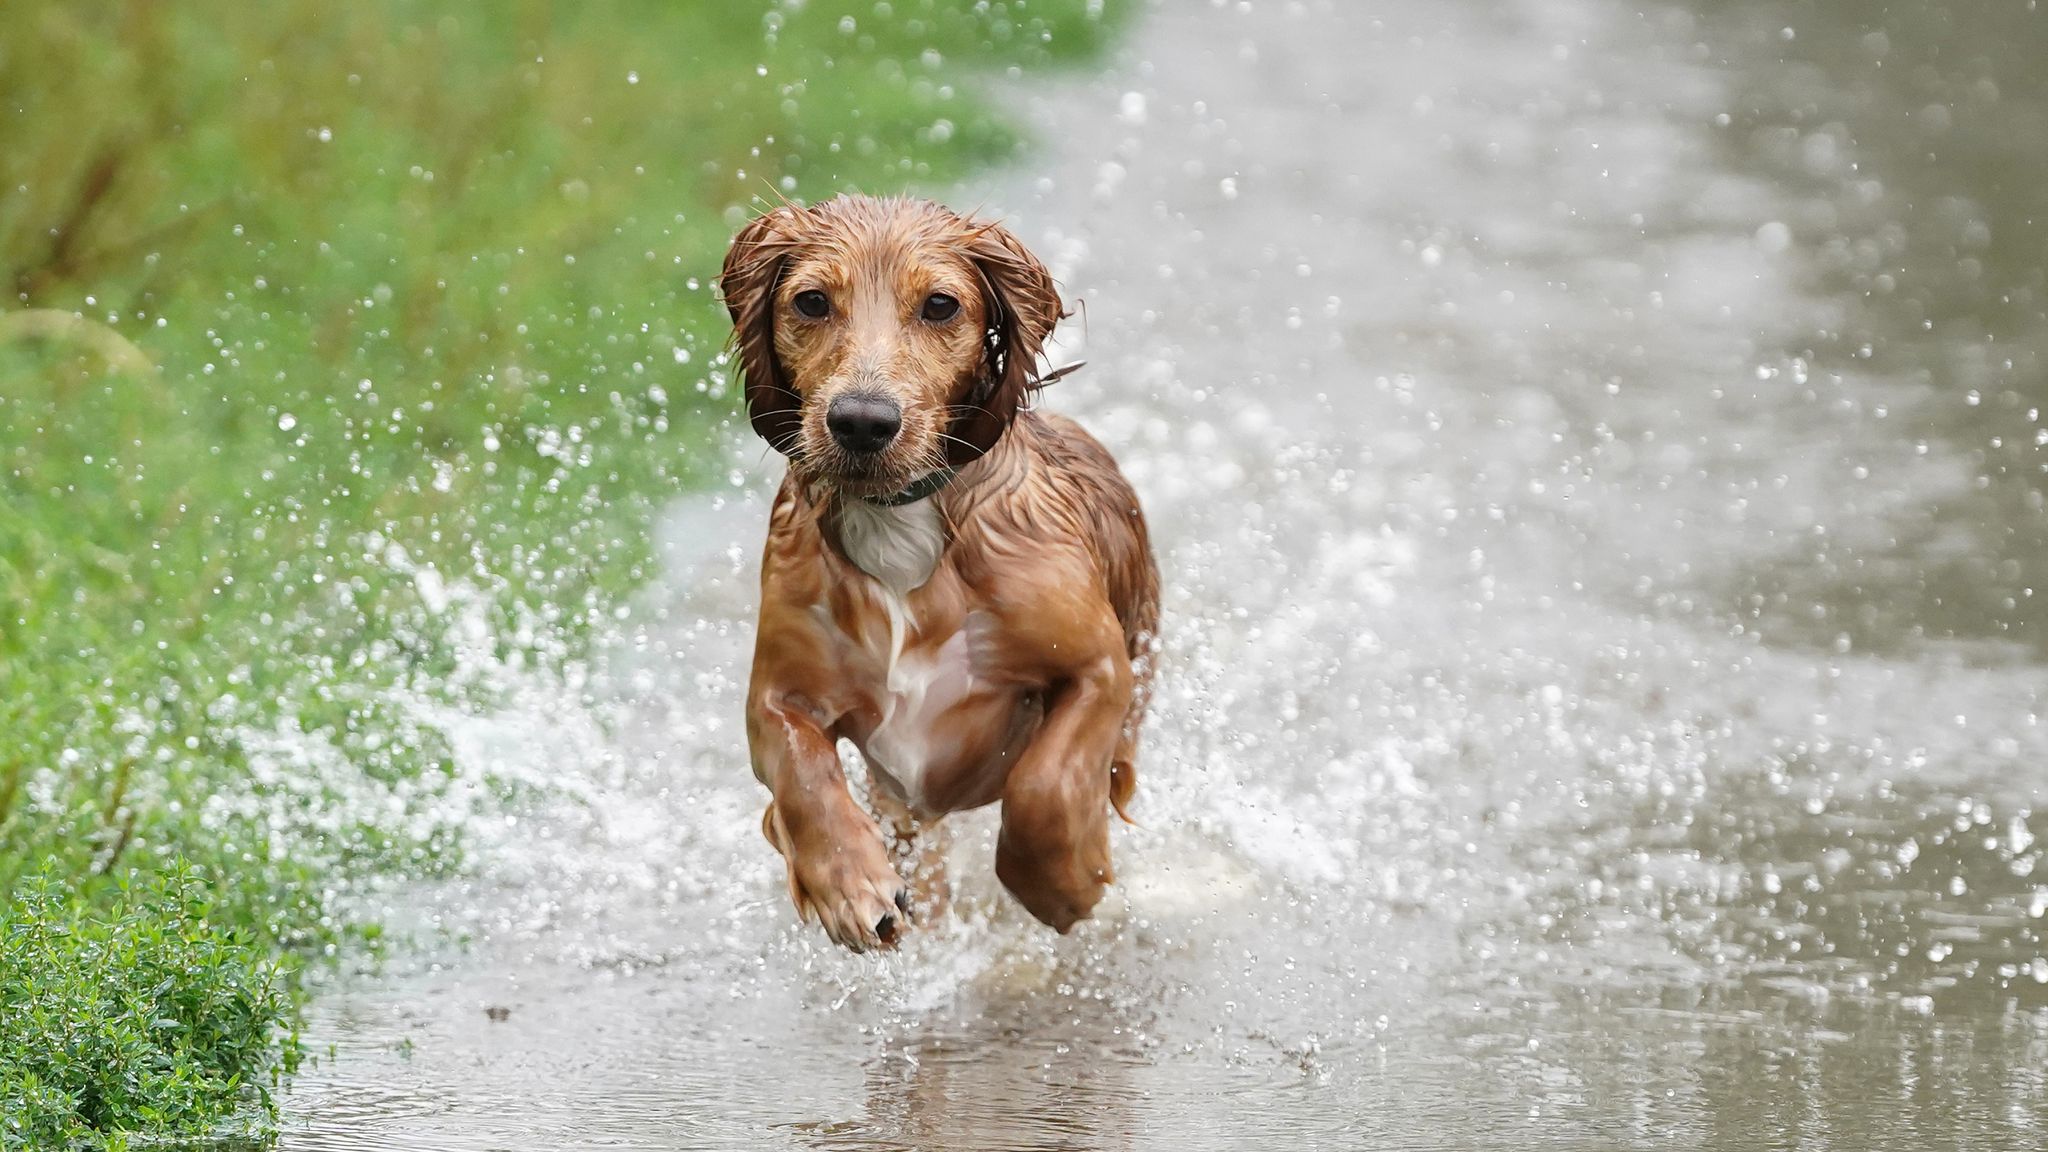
[951,218,1064,465]
[720,207,805,455]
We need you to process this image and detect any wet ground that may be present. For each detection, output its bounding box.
[284,1,2048,1148]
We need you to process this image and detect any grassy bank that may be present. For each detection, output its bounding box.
[0,1,1125,1143]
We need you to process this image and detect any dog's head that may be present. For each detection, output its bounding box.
[719,195,1062,497]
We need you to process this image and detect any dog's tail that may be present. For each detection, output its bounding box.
[1108,596,1159,828]
[1110,759,1138,825]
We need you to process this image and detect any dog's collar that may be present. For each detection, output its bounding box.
[861,468,958,508]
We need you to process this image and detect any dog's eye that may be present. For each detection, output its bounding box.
[921,293,960,322]
[792,290,831,319]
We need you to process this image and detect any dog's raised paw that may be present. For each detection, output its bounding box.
[799,833,911,952]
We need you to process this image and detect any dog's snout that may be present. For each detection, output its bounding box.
[826,394,902,455]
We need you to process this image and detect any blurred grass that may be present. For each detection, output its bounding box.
[0,0,1127,1141]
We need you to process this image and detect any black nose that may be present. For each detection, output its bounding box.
[826,394,902,454]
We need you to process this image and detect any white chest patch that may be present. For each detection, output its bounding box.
[836,497,945,595]
[832,494,967,806]
[863,613,974,806]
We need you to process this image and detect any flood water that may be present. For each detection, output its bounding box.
[284,1,2048,1148]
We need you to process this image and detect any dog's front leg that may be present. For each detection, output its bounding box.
[749,694,910,951]
[995,650,1133,933]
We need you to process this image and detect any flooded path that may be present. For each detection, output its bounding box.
[286,1,2048,1147]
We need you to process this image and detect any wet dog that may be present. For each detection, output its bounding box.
[720,195,1158,951]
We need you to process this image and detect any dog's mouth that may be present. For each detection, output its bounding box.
[791,442,923,498]
[820,461,912,498]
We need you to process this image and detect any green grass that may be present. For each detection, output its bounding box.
[0,1,1128,1143]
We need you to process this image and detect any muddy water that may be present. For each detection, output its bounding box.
[285,1,2048,1148]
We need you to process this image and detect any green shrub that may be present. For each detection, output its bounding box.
[0,867,299,1151]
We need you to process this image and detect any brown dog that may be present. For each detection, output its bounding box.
[720,195,1158,951]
